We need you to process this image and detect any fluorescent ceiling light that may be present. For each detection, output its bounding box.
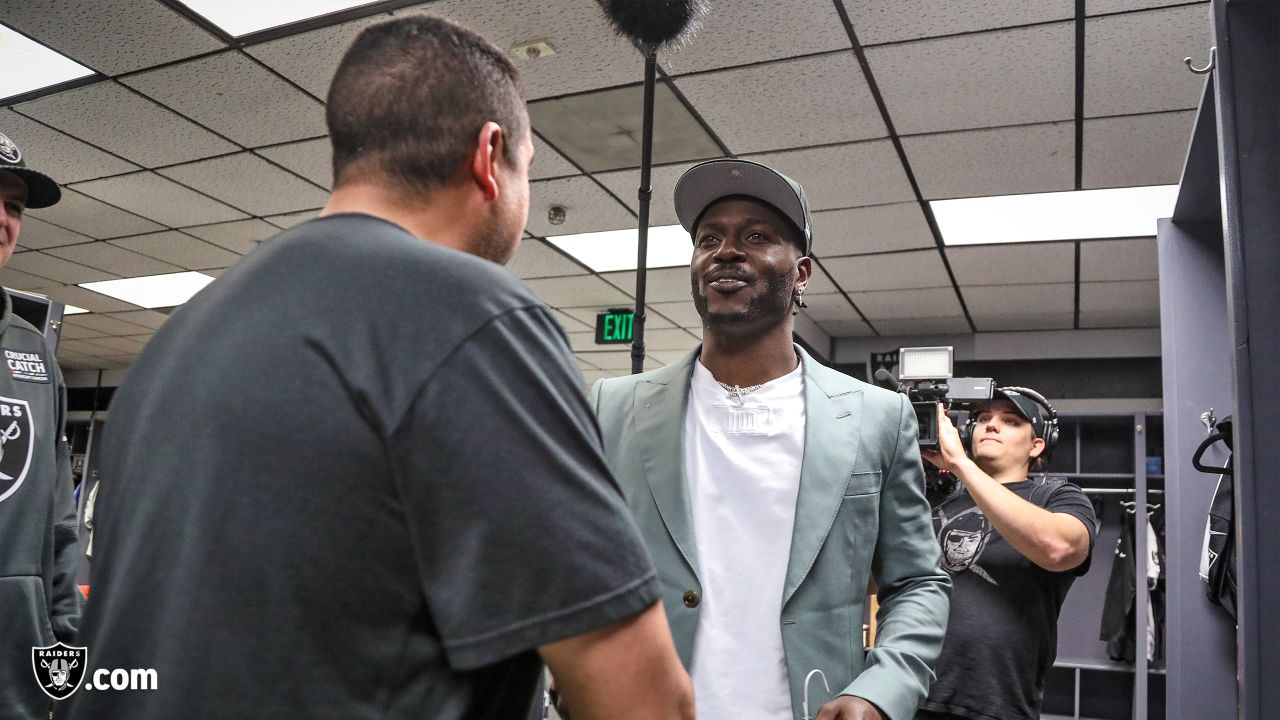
[0,24,94,101]
[62,305,89,316]
[178,0,383,37]
[931,185,1178,246]
[546,224,692,273]
[79,272,215,309]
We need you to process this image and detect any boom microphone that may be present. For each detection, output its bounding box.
[600,0,708,374]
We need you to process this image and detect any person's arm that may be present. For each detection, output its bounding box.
[922,404,1090,572]
[540,602,694,720]
[49,364,82,642]
[840,393,951,720]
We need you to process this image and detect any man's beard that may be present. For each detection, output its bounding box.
[692,265,795,330]
[470,199,523,265]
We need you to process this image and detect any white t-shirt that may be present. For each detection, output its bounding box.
[684,359,806,720]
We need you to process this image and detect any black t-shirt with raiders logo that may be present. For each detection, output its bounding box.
[919,477,1098,720]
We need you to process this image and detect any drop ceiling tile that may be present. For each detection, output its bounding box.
[904,122,1075,199]
[157,153,328,216]
[110,231,242,271]
[527,176,635,237]
[962,282,1076,315]
[1080,280,1159,314]
[582,369,621,385]
[105,309,170,331]
[818,318,876,337]
[263,209,320,229]
[850,0,1074,44]
[812,203,936,257]
[181,219,277,253]
[0,0,224,74]
[26,188,164,240]
[524,274,631,308]
[57,339,117,357]
[395,0,645,100]
[946,243,1076,285]
[15,217,93,251]
[256,139,332,189]
[1078,309,1160,328]
[1,109,138,183]
[565,331,600,354]
[975,313,1077,331]
[1087,0,1202,13]
[674,53,886,154]
[80,335,150,354]
[556,305,675,332]
[45,242,183,277]
[1082,111,1195,188]
[649,300,702,328]
[646,350,693,365]
[867,23,1074,134]
[528,83,722,173]
[530,135,579,180]
[62,313,152,335]
[822,249,951,292]
[600,267,688,303]
[507,238,586,279]
[580,351,666,372]
[16,82,238,167]
[637,328,701,352]
[852,287,964,320]
[5,252,115,284]
[1079,237,1157,281]
[804,265,839,296]
[660,0,851,75]
[123,52,327,146]
[39,285,140,313]
[549,308,593,333]
[595,163,689,227]
[57,322,109,340]
[72,171,247,226]
[874,316,972,335]
[747,141,915,210]
[245,16,387,98]
[0,268,55,291]
[802,293,857,323]
[1084,5,1211,116]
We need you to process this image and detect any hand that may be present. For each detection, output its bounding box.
[920,402,969,473]
[814,694,884,720]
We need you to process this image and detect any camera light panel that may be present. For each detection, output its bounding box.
[898,346,954,381]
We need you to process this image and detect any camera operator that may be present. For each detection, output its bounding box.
[915,391,1097,720]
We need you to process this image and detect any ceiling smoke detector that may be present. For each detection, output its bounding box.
[511,39,557,60]
[547,205,567,225]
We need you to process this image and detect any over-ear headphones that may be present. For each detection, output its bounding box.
[962,386,1059,457]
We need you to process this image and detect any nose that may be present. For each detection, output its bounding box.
[712,235,746,262]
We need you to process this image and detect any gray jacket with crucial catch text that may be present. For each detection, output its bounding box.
[0,288,81,720]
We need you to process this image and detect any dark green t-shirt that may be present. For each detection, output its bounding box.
[60,215,658,720]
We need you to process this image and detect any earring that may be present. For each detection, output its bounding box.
[792,291,807,315]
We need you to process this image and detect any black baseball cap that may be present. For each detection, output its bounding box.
[0,131,61,209]
[673,158,813,256]
[986,388,1051,440]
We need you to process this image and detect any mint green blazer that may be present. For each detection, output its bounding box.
[590,346,950,720]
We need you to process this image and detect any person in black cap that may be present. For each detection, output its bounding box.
[918,391,1097,720]
[589,158,950,720]
[0,130,82,719]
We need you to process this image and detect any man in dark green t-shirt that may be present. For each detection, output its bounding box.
[59,16,692,720]
[918,389,1097,720]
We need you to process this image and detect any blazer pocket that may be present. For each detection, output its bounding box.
[843,470,882,497]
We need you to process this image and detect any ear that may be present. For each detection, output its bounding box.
[468,121,506,202]
[1029,436,1046,459]
[794,254,813,294]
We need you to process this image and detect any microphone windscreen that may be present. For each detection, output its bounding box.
[601,0,709,51]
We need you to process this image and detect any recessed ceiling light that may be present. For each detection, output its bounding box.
[930,185,1179,246]
[79,272,215,309]
[177,0,383,37]
[0,24,94,102]
[62,305,89,316]
[545,224,692,273]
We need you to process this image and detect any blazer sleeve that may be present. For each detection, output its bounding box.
[842,393,951,720]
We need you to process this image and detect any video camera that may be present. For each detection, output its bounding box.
[873,346,995,451]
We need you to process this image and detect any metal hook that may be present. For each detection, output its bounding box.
[1200,408,1216,434]
[1184,47,1216,74]
[802,669,832,720]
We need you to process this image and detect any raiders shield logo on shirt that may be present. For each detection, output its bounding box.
[32,642,87,700]
[0,396,34,504]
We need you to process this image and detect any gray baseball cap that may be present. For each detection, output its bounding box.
[673,159,812,255]
[0,131,60,209]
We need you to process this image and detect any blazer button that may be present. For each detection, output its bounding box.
[682,590,700,608]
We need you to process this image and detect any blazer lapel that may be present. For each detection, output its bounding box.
[782,349,864,607]
[634,350,700,580]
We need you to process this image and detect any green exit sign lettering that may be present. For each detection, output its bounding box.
[595,310,634,345]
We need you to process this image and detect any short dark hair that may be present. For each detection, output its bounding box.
[326,15,528,195]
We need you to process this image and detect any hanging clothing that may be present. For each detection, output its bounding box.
[1099,503,1165,663]
[1199,468,1237,622]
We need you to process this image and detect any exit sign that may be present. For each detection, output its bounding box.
[595,310,634,345]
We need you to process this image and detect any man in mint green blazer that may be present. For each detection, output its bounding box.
[590,160,950,720]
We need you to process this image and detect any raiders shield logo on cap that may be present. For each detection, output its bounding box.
[32,642,87,700]
[0,396,34,504]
